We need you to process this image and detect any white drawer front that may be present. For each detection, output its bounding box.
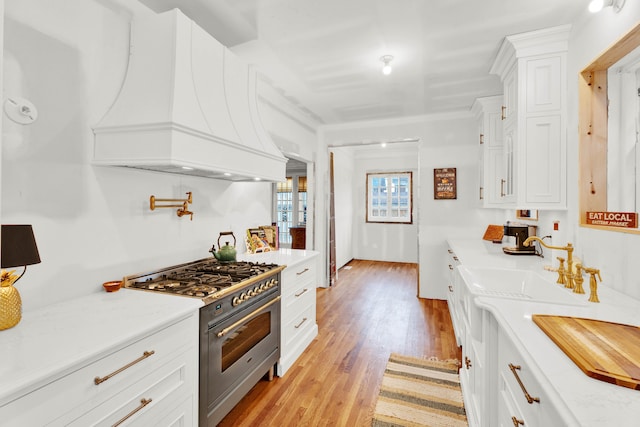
[0,313,198,427]
[66,350,195,426]
[282,283,315,317]
[282,303,315,348]
[498,329,557,426]
[282,260,317,297]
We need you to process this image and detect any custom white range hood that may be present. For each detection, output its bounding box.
[93,9,286,182]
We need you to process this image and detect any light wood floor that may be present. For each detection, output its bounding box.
[218,259,460,427]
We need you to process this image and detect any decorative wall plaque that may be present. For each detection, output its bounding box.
[585,211,638,228]
[434,168,456,200]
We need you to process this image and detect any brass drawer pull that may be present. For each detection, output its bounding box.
[94,351,155,385]
[296,268,309,276]
[295,317,308,329]
[501,179,506,197]
[295,288,309,297]
[465,356,472,369]
[502,105,507,120]
[509,363,540,404]
[453,256,459,261]
[449,264,454,271]
[511,416,525,426]
[112,398,152,426]
[447,249,453,254]
[448,285,454,292]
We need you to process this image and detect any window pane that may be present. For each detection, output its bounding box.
[277,178,293,244]
[367,172,412,223]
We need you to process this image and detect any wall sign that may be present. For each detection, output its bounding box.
[434,168,456,200]
[585,211,638,228]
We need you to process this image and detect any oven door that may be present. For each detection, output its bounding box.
[202,292,281,417]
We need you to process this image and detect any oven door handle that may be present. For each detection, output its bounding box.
[215,296,281,338]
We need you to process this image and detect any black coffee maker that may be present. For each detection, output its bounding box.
[502,223,537,255]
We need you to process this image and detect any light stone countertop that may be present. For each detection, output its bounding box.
[239,248,319,269]
[0,250,316,410]
[448,239,640,427]
[0,289,203,407]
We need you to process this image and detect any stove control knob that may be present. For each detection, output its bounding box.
[259,283,266,292]
[232,296,241,307]
[247,289,255,297]
[240,292,248,301]
[254,286,260,294]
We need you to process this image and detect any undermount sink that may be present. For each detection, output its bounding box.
[459,266,586,306]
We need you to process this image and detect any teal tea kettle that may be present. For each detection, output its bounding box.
[210,231,237,263]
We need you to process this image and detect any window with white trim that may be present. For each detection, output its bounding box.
[366,172,413,223]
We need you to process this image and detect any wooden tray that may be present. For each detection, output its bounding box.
[532,314,640,390]
[482,224,503,243]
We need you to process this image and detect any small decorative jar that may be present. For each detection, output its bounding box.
[0,270,22,330]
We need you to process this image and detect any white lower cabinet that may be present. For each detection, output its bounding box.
[449,250,565,427]
[277,255,319,376]
[0,312,199,427]
[497,327,563,427]
[445,246,463,346]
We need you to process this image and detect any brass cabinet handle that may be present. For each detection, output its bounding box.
[94,351,155,385]
[509,363,540,404]
[511,416,525,426]
[465,356,472,369]
[295,317,308,329]
[479,186,484,200]
[479,133,484,145]
[447,249,453,254]
[295,288,309,297]
[296,268,309,276]
[448,264,454,271]
[453,256,459,261]
[501,179,506,197]
[448,285,454,292]
[502,106,507,120]
[112,398,152,427]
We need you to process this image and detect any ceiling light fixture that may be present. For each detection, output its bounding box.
[380,55,393,75]
[588,0,625,13]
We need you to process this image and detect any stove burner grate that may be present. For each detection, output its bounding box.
[124,258,281,300]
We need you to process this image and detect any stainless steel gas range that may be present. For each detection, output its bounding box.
[123,257,285,426]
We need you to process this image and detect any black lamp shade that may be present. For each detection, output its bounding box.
[1,225,41,268]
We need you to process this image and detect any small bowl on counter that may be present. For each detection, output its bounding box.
[102,280,122,293]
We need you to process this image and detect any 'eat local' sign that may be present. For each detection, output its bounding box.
[586,211,638,228]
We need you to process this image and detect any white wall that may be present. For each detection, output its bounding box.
[567,4,640,300]
[352,148,419,263]
[1,0,314,311]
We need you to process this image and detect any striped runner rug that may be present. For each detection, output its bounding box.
[372,353,468,427]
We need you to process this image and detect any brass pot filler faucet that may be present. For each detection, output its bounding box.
[523,236,601,302]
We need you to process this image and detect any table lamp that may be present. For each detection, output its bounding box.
[1,225,41,330]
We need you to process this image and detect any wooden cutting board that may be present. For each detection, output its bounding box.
[532,314,640,390]
[482,224,503,243]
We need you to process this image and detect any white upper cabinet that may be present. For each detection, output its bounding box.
[472,96,505,207]
[490,25,569,209]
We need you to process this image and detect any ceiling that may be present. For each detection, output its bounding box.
[139,0,589,125]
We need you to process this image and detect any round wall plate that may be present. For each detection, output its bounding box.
[4,97,38,125]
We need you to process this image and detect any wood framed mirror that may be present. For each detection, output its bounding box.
[579,22,640,233]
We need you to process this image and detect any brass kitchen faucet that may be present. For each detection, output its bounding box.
[523,237,575,290]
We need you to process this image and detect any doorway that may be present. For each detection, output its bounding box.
[275,157,310,249]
